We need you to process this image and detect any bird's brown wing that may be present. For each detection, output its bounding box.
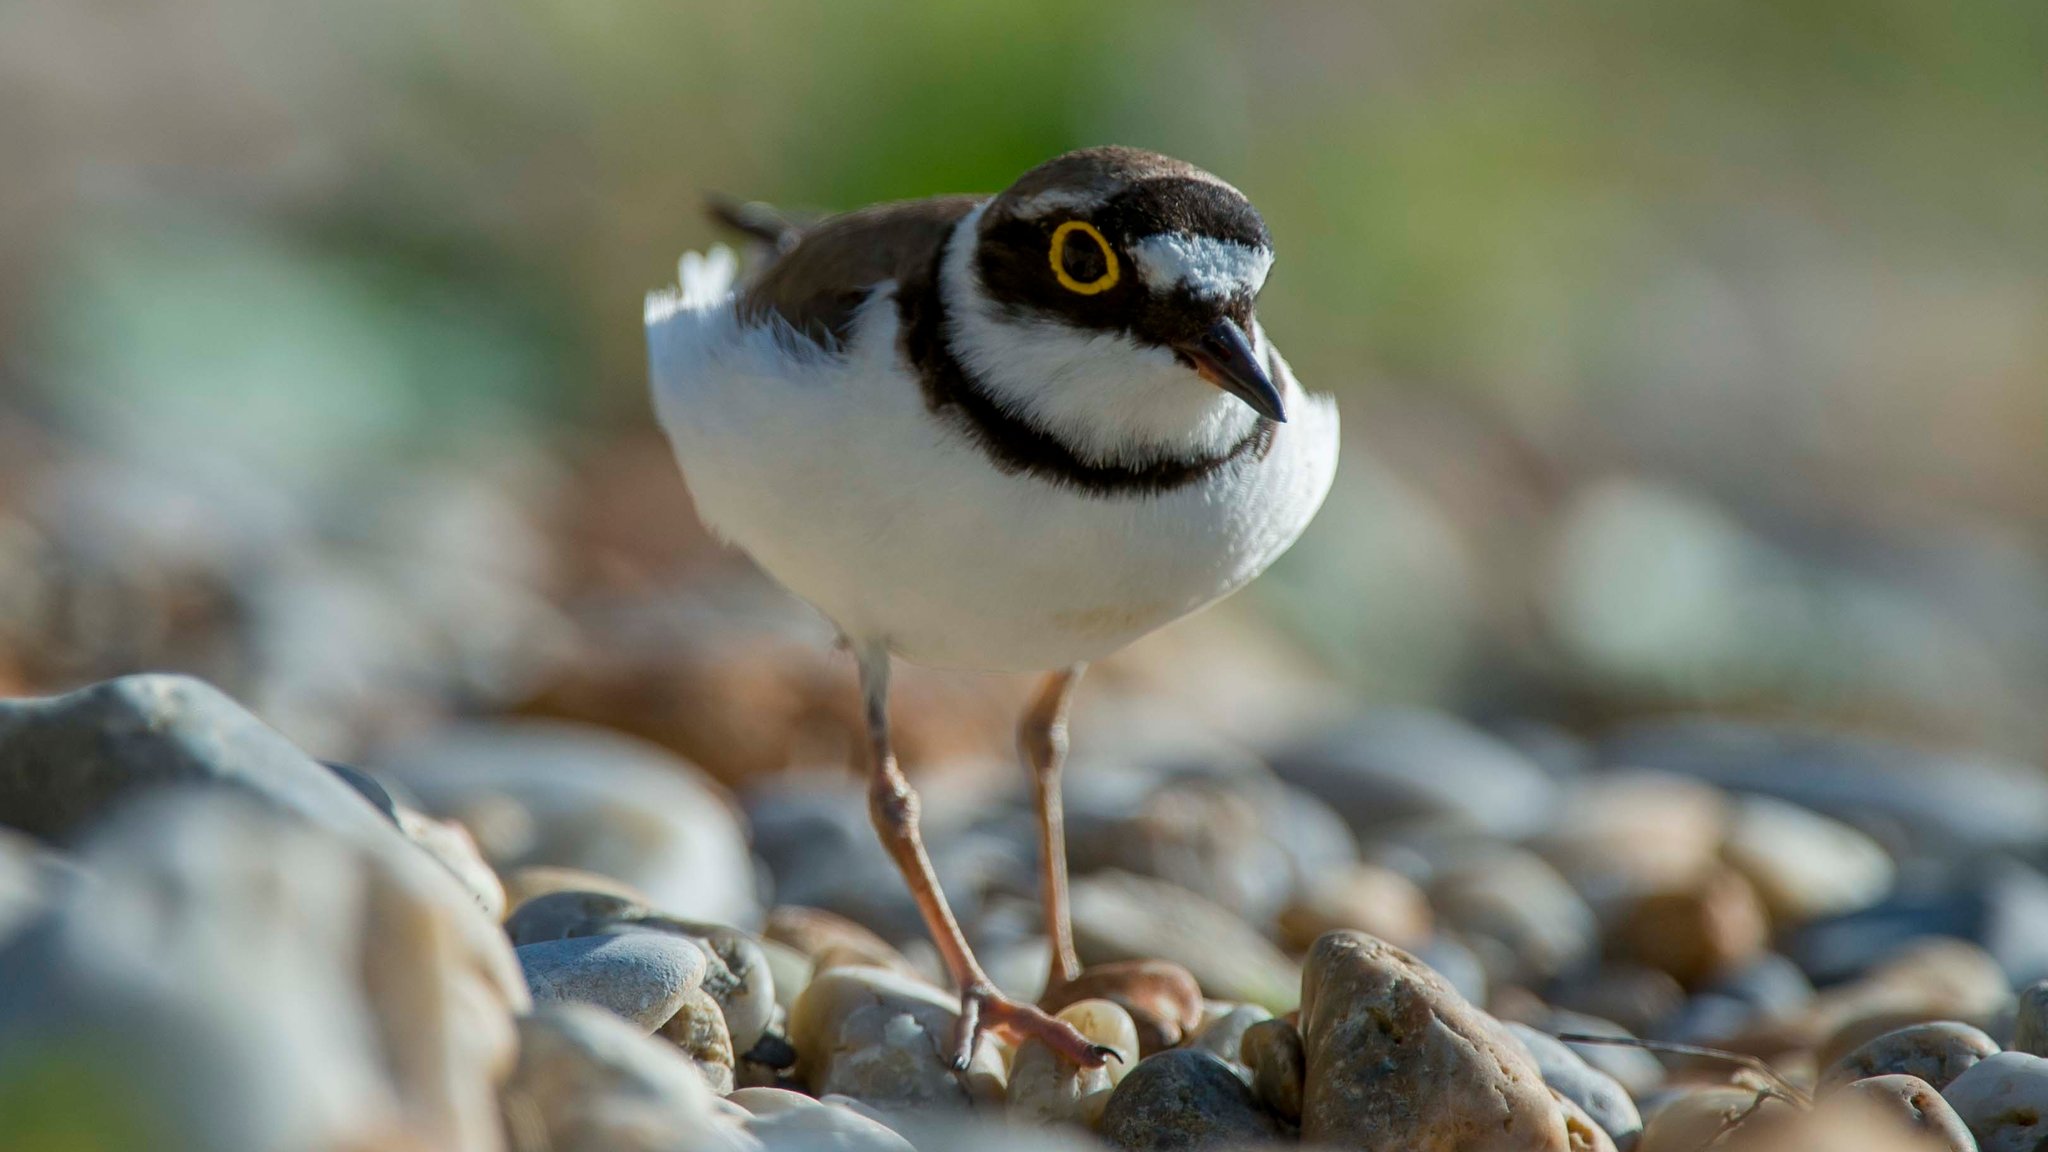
[734,195,985,349]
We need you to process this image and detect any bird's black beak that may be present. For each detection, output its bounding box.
[1179,318,1287,423]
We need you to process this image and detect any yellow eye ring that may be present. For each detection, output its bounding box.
[1049,220,1120,295]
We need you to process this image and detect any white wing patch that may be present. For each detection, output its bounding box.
[1130,233,1273,299]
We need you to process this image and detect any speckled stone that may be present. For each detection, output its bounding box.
[1941,1050,2048,1152]
[1097,1049,1281,1150]
[1298,931,1569,1150]
[1820,1021,1999,1093]
[1835,1075,1975,1151]
[786,965,1004,1111]
[659,987,736,1095]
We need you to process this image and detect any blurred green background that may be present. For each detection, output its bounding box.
[2,0,2046,761]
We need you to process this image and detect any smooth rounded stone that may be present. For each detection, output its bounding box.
[1803,939,2016,1059]
[1071,871,1299,1011]
[1505,1023,1643,1152]
[1241,1017,1305,1124]
[0,791,520,1152]
[1704,953,1815,1021]
[508,891,777,1053]
[786,965,1003,1110]
[1601,719,2048,854]
[1531,772,1728,918]
[1268,708,1561,839]
[2012,980,2048,1056]
[728,1087,914,1150]
[761,938,814,1016]
[1541,1011,1666,1099]
[396,804,506,920]
[1549,964,1688,1040]
[374,720,758,927]
[1635,1086,1795,1152]
[1007,1000,1127,1127]
[1837,1076,1976,1151]
[1723,795,1894,927]
[1041,959,1205,1056]
[1942,1051,2048,1151]
[1097,1049,1282,1150]
[661,987,737,1095]
[1614,865,1770,987]
[505,1003,754,1152]
[1430,848,1598,988]
[1820,1021,1999,1093]
[1189,1003,1273,1074]
[1277,862,1434,953]
[1731,1089,1968,1152]
[505,864,653,912]
[518,933,708,1030]
[1299,931,1570,1150]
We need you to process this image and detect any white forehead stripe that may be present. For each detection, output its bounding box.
[1008,186,1123,218]
[1130,233,1273,298]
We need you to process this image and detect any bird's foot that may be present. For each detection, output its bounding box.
[951,982,1118,1072]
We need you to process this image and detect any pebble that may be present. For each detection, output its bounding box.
[764,904,921,978]
[396,802,507,920]
[785,965,1003,1111]
[1613,865,1770,987]
[1505,1023,1643,1151]
[1634,1086,1795,1152]
[1554,1091,1620,1152]
[375,719,758,927]
[1188,1003,1272,1074]
[1298,930,1569,1150]
[518,933,708,1030]
[1006,1000,1127,1127]
[508,891,777,1054]
[1269,708,1561,839]
[661,987,737,1094]
[1530,772,1728,918]
[1429,847,1599,988]
[504,865,653,913]
[1240,1017,1305,1124]
[1820,1021,1999,1093]
[1722,795,1894,927]
[504,1003,754,1152]
[728,1087,915,1150]
[1097,1049,1282,1150]
[2013,979,2048,1056]
[1835,1075,1976,1151]
[1940,1050,2048,1151]
[1071,871,1299,1011]
[1540,1011,1666,1099]
[1040,959,1206,1056]
[1276,862,1435,953]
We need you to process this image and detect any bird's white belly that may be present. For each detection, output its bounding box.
[648,293,1339,672]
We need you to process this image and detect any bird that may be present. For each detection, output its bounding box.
[646,146,1339,1071]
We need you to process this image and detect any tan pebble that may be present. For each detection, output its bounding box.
[1241,1017,1305,1124]
[764,905,919,975]
[658,986,735,1095]
[1614,865,1769,987]
[502,865,650,914]
[1277,862,1435,953]
[1555,1089,1618,1152]
[1636,1085,1794,1152]
[786,965,1001,1110]
[1834,1075,1975,1151]
[1005,1000,1123,1128]
[1057,997,1140,1085]
[1299,930,1570,1150]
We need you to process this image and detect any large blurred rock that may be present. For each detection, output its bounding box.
[503,1003,755,1152]
[0,791,521,1152]
[786,966,1002,1112]
[1270,709,1560,840]
[375,720,757,927]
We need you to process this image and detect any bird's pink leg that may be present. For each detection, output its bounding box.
[1020,665,1087,988]
[855,647,1109,1071]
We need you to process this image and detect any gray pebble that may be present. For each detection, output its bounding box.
[518,933,707,1030]
[1098,1049,1282,1151]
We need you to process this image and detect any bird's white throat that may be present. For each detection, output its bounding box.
[938,205,1263,466]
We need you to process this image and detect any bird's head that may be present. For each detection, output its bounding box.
[961,147,1285,425]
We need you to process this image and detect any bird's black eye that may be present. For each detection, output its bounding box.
[1049,220,1119,295]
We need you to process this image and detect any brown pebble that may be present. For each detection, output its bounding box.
[1614,866,1770,988]
[1041,959,1205,1057]
[1277,863,1434,953]
[1240,1017,1305,1123]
